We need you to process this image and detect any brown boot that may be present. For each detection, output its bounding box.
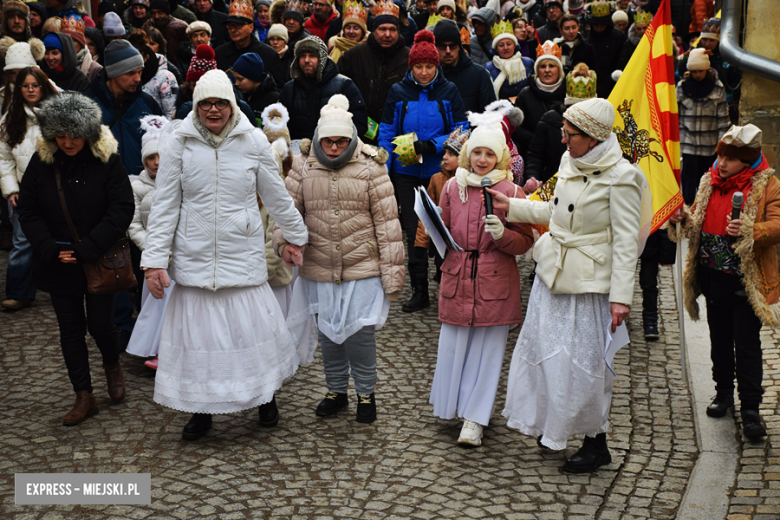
[104,361,126,403]
[63,391,98,426]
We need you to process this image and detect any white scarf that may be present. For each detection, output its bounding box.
[455,166,513,203]
[516,0,536,11]
[535,75,564,92]
[491,54,528,96]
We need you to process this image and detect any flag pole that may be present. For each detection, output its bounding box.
[675,221,687,384]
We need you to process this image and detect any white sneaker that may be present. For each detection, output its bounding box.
[457,420,483,446]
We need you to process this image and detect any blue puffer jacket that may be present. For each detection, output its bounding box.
[89,70,163,177]
[378,69,467,179]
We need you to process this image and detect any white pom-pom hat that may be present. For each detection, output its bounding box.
[317,94,354,139]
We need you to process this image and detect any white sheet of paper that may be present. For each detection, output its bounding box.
[414,188,447,258]
[605,320,630,376]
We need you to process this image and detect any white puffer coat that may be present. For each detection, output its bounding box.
[0,105,41,198]
[141,112,308,290]
[128,168,155,250]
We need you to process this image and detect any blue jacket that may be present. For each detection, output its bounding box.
[89,70,163,177]
[485,55,534,100]
[378,69,468,179]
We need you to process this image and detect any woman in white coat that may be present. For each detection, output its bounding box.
[141,69,308,441]
[488,98,645,473]
[0,66,57,311]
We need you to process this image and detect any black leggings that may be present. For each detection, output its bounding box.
[394,174,430,270]
[50,292,120,393]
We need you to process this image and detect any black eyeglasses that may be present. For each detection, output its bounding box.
[321,137,351,148]
[561,128,583,141]
[197,99,230,110]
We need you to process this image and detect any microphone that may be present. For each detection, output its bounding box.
[481,177,493,216]
[729,191,743,243]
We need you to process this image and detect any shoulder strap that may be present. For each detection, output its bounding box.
[54,166,81,243]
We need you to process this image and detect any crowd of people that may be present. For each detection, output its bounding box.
[1,0,777,476]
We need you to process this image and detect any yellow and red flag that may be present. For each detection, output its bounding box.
[608,0,683,231]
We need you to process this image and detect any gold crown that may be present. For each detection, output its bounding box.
[459,26,470,45]
[375,0,400,18]
[342,0,368,25]
[536,40,562,60]
[61,14,85,36]
[701,17,721,35]
[285,0,307,14]
[490,20,513,40]
[444,126,470,153]
[589,1,610,18]
[634,11,652,24]
[228,0,254,19]
[566,69,597,99]
[425,13,442,28]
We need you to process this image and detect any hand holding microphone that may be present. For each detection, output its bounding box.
[726,191,743,241]
[481,177,493,216]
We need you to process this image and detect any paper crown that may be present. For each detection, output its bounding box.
[701,17,721,37]
[375,0,400,18]
[589,1,610,18]
[490,20,513,40]
[566,64,597,100]
[61,14,85,36]
[634,10,652,24]
[536,40,562,60]
[228,0,254,20]
[285,0,307,14]
[444,126,470,154]
[425,13,442,28]
[459,26,470,45]
[342,0,368,25]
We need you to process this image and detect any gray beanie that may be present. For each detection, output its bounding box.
[104,39,144,78]
[102,11,126,38]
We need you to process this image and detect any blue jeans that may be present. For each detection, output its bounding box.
[5,209,36,300]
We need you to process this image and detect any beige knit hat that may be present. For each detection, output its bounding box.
[686,48,710,71]
[187,21,212,36]
[317,94,354,139]
[267,23,289,43]
[563,97,615,141]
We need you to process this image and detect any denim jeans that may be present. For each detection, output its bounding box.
[5,210,36,300]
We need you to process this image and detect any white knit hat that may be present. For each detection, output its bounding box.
[437,0,456,13]
[563,97,615,141]
[192,69,240,121]
[4,38,44,71]
[267,23,289,43]
[686,48,710,71]
[466,122,508,160]
[187,20,212,36]
[534,54,563,78]
[140,115,170,163]
[612,10,628,24]
[492,32,518,49]
[317,94,354,139]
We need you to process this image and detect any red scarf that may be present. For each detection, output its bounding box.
[702,155,769,236]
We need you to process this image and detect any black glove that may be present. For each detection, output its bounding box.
[413,139,436,155]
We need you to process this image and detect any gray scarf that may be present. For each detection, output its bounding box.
[191,111,239,149]
[311,127,359,170]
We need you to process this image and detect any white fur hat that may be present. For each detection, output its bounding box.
[563,97,615,141]
[3,38,44,71]
[192,69,240,121]
[686,48,710,71]
[317,94,354,139]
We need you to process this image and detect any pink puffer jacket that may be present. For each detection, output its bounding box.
[273,139,405,294]
[438,177,534,327]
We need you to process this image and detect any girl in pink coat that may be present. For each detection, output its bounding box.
[429,120,534,447]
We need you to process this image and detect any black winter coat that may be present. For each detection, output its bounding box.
[440,50,496,114]
[17,141,134,296]
[280,58,367,140]
[197,7,229,48]
[215,36,285,88]
[512,80,566,156]
[244,73,280,125]
[559,35,599,74]
[338,34,409,135]
[524,107,566,184]
[589,26,627,99]
[40,32,91,93]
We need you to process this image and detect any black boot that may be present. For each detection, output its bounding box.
[182,413,212,441]
[356,392,376,423]
[563,433,611,473]
[316,391,348,416]
[402,268,429,313]
[706,393,734,418]
[258,396,279,427]
[742,409,767,440]
[642,310,659,341]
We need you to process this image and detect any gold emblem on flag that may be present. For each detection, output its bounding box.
[613,100,664,164]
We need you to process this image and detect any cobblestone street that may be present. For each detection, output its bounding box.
[0,248,737,520]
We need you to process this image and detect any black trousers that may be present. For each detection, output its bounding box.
[50,292,120,394]
[638,229,677,315]
[699,266,764,409]
[394,173,430,272]
[681,153,716,205]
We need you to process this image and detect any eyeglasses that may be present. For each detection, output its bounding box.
[197,99,230,110]
[21,83,41,90]
[321,137,351,148]
[435,43,457,50]
[561,128,583,141]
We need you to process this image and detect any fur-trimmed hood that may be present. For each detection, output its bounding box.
[36,125,118,165]
[270,0,287,25]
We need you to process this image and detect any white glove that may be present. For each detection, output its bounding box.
[483,214,504,241]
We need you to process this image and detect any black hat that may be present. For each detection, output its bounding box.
[432,19,461,48]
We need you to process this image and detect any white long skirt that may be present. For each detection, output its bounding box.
[126,278,176,358]
[153,283,298,414]
[429,324,510,426]
[503,278,614,450]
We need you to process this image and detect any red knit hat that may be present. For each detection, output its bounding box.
[408,30,439,68]
[187,44,217,82]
